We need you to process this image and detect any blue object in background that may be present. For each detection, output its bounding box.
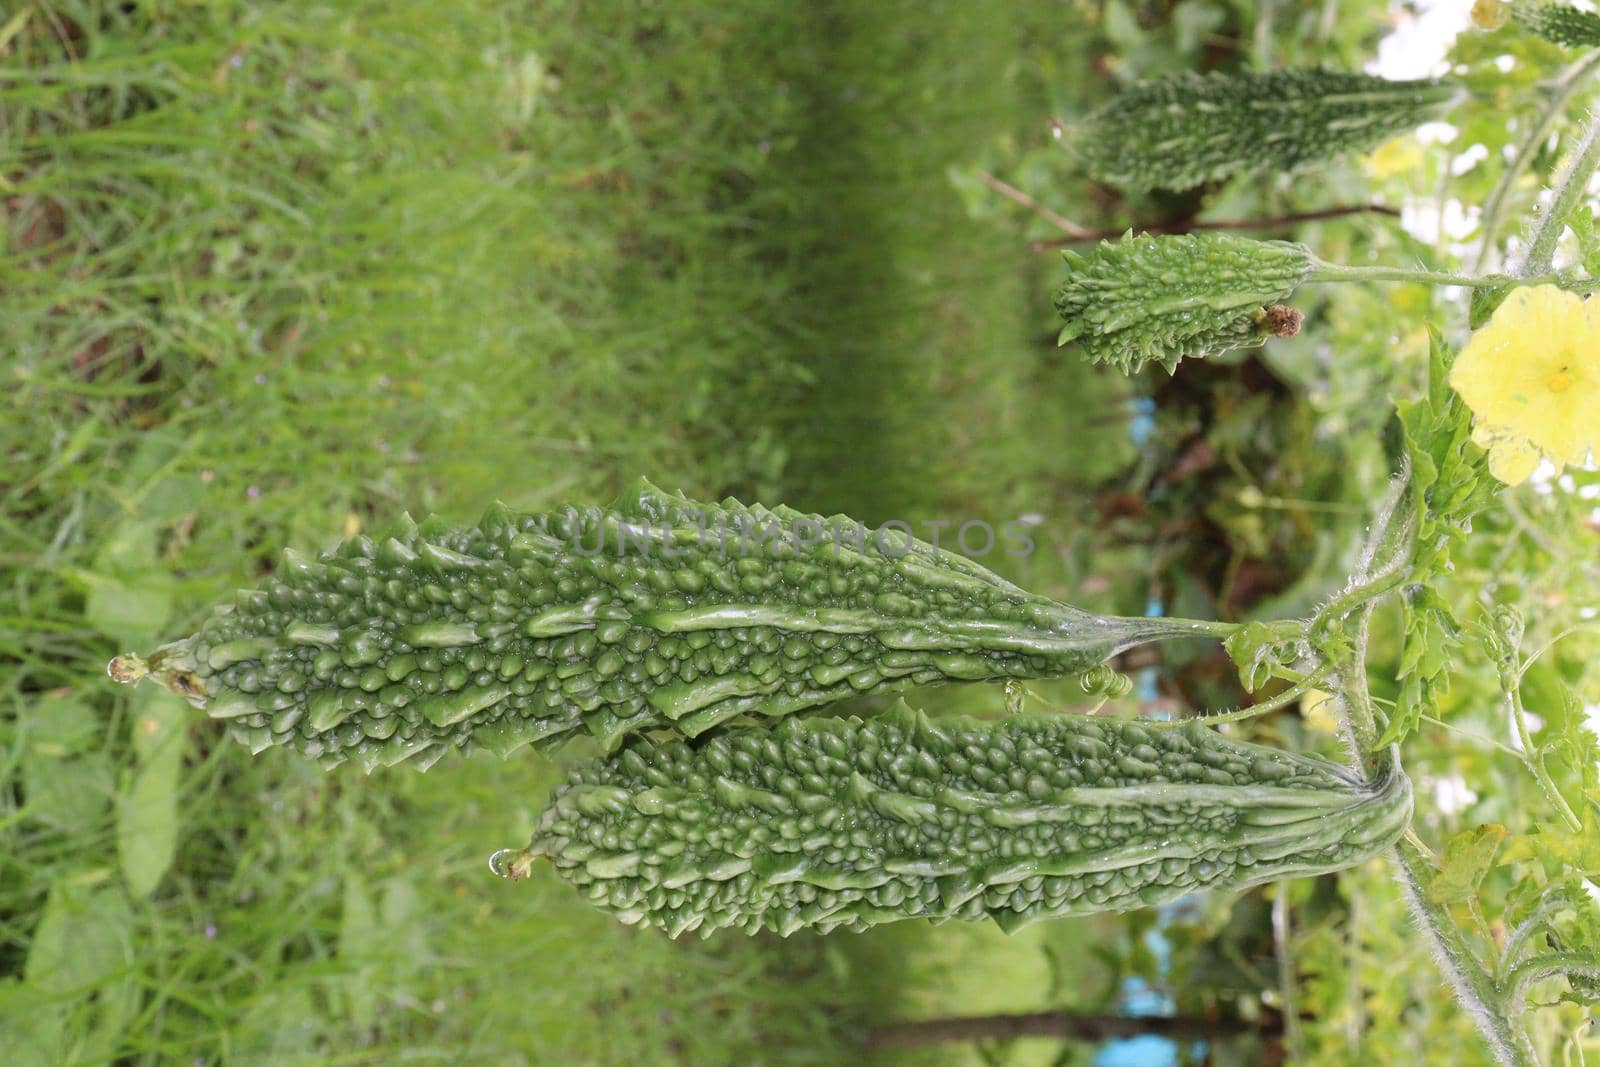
[1128,396,1156,446]
[1137,595,1165,710]
[1091,591,1208,1067]
[1095,1034,1180,1067]
[1091,899,1210,1067]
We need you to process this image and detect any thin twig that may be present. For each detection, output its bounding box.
[1027,204,1402,251]
[1273,881,1304,1061]
[1518,621,1600,683]
[975,170,1092,237]
[1414,711,1525,759]
[1345,886,1365,1057]
[1505,682,1583,832]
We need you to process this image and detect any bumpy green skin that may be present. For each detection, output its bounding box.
[1512,2,1600,46]
[521,705,1413,938]
[1071,68,1460,191]
[1054,233,1313,373]
[117,483,1188,771]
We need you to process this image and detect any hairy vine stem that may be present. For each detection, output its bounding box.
[1503,954,1600,1013]
[1164,672,1328,727]
[1307,259,1598,292]
[1500,896,1573,980]
[1521,109,1600,276]
[1505,683,1584,833]
[1393,839,1541,1067]
[1475,51,1600,272]
[1314,465,1543,1064]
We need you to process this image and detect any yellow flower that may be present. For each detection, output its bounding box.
[1469,424,1542,484]
[1301,688,1341,733]
[1449,285,1600,484]
[1360,137,1424,181]
[1471,0,1506,29]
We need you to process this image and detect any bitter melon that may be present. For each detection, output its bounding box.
[506,703,1413,937]
[1055,233,1313,373]
[109,482,1218,771]
[1069,68,1461,191]
[1511,2,1600,47]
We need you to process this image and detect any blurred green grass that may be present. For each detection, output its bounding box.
[3,2,1134,1063]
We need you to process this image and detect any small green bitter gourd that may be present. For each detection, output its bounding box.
[1069,67,1461,191]
[109,482,1215,771]
[1510,2,1600,47]
[503,703,1413,938]
[1055,233,1313,373]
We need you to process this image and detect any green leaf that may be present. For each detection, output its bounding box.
[1570,205,1600,277]
[137,474,204,526]
[1468,283,1511,330]
[234,987,321,1062]
[117,755,180,898]
[1376,679,1422,748]
[18,694,112,832]
[1222,619,1306,691]
[23,883,136,1061]
[1497,877,1600,1006]
[0,979,63,1067]
[340,872,380,1026]
[1533,678,1600,796]
[84,521,174,650]
[24,751,113,832]
[116,690,186,897]
[1504,870,1552,927]
[1172,0,1226,55]
[1379,326,1495,747]
[19,694,99,756]
[1503,823,1600,875]
[380,877,431,967]
[128,687,186,764]
[1426,824,1509,905]
[1102,0,1145,51]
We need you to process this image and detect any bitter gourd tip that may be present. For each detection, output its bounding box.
[611,476,680,521]
[108,653,147,686]
[108,643,208,707]
[489,847,544,880]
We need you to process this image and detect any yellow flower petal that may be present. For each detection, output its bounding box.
[1301,688,1341,733]
[1361,137,1424,180]
[1485,435,1542,485]
[1451,285,1600,475]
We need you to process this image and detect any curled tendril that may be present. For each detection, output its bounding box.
[1078,665,1133,699]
